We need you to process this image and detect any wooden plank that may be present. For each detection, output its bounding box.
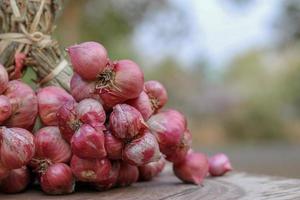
[1,168,300,200]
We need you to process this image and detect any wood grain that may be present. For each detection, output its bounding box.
[1,168,300,200]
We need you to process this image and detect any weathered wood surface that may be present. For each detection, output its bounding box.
[1,168,300,200]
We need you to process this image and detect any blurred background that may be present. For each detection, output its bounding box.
[56,0,300,178]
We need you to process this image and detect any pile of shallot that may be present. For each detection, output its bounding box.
[0,42,232,195]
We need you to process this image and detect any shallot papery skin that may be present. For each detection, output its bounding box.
[0,95,12,124]
[76,98,106,129]
[173,152,209,185]
[147,109,187,156]
[0,166,30,193]
[4,80,38,130]
[165,129,192,163]
[123,131,161,166]
[126,91,154,120]
[37,86,74,126]
[95,59,144,108]
[139,157,166,181]
[57,100,79,143]
[0,64,8,94]
[33,126,71,168]
[144,80,168,112]
[71,124,106,159]
[70,73,96,102]
[104,130,124,160]
[67,41,108,81]
[94,161,120,190]
[209,153,233,176]
[70,155,111,182]
[40,163,75,195]
[109,104,147,140]
[117,162,139,187]
[0,127,35,169]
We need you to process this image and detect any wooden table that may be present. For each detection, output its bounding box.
[1,168,300,200]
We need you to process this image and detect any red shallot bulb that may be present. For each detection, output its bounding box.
[104,130,123,160]
[4,80,38,130]
[144,80,168,112]
[71,124,106,159]
[57,100,80,143]
[0,127,35,169]
[126,91,154,120]
[67,41,108,81]
[165,129,192,163]
[139,157,166,181]
[76,98,106,129]
[93,161,120,191]
[70,155,111,182]
[0,64,8,94]
[70,73,97,102]
[32,126,71,169]
[147,109,187,156]
[117,162,139,187]
[0,166,30,193]
[123,131,161,166]
[37,86,74,126]
[40,163,75,195]
[0,95,12,124]
[0,163,9,181]
[95,59,144,108]
[173,152,209,185]
[110,104,147,140]
[209,153,233,176]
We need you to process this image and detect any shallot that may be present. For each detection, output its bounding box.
[67,41,108,81]
[109,104,147,141]
[0,167,30,193]
[209,153,233,176]
[40,163,75,195]
[0,127,35,169]
[173,152,209,185]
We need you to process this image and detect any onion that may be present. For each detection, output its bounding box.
[173,152,209,185]
[67,41,108,81]
[117,162,139,187]
[0,64,8,94]
[71,124,106,159]
[40,163,75,195]
[0,95,12,124]
[31,126,71,171]
[57,100,79,143]
[209,153,233,176]
[104,130,124,160]
[126,91,154,120]
[70,155,111,182]
[0,127,35,169]
[109,104,147,141]
[147,109,187,156]
[37,86,74,126]
[144,80,168,112]
[0,166,30,193]
[76,98,106,129]
[4,80,38,130]
[0,163,9,181]
[95,60,144,108]
[57,98,106,143]
[165,129,192,163]
[70,73,97,102]
[93,161,120,191]
[139,157,166,181]
[123,131,161,166]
